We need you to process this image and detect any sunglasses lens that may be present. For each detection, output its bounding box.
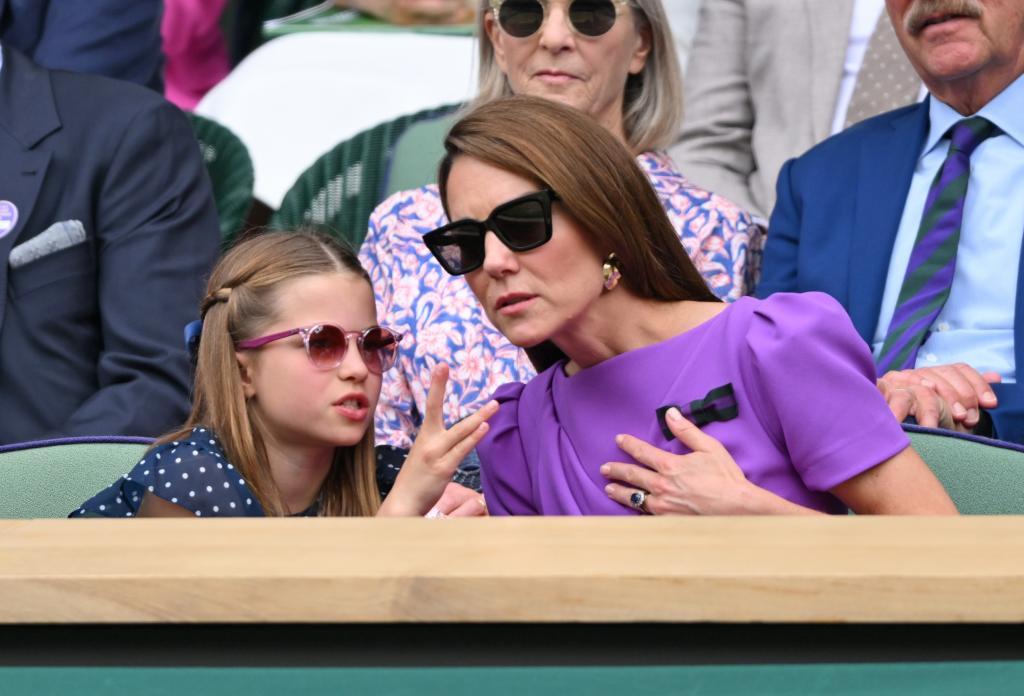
[570,0,618,36]
[428,224,486,275]
[306,324,348,369]
[493,198,549,251]
[360,327,401,374]
[498,0,544,37]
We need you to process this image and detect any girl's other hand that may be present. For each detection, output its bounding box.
[426,482,488,518]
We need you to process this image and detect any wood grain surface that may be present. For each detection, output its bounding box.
[2,517,1023,624]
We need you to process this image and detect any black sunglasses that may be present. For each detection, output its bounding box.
[490,0,631,39]
[424,189,558,276]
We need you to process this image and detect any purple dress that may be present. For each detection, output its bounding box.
[478,293,910,515]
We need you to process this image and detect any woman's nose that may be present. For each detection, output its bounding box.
[480,230,519,277]
[537,3,575,50]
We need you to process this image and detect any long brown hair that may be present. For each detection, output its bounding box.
[437,95,719,370]
[157,230,380,517]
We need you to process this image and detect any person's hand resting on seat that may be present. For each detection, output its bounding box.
[877,363,1001,434]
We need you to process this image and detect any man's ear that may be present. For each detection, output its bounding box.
[236,352,256,399]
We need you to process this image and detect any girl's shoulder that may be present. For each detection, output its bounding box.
[72,427,264,518]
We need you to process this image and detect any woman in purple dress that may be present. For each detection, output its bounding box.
[422,96,958,516]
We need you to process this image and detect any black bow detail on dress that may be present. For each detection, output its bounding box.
[656,383,738,440]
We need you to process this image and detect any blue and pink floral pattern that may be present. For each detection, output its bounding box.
[359,151,756,449]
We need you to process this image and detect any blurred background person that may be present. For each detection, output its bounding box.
[0,42,220,444]
[162,0,232,110]
[0,0,164,90]
[671,0,921,221]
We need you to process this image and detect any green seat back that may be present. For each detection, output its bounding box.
[269,103,461,249]
[383,112,459,198]
[187,113,255,247]
[906,426,1024,514]
[0,437,151,519]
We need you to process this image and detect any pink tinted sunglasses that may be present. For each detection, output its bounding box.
[236,324,403,374]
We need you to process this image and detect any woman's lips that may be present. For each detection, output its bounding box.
[535,70,578,85]
[496,294,538,317]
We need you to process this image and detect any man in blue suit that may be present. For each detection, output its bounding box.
[758,0,1024,444]
[0,0,163,90]
[0,43,220,444]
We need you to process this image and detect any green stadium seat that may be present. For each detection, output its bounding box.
[906,425,1024,514]
[0,437,151,519]
[187,113,255,247]
[382,111,459,199]
[269,102,461,249]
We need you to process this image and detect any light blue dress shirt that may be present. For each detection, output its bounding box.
[872,73,1024,383]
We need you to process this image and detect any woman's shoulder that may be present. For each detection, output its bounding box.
[747,292,851,329]
[732,292,868,369]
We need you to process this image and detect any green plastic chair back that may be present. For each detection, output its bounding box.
[906,426,1024,514]
[270,103,461,249]
[0,437,152,519]
[187,113,255,247]
[383,111,459,199]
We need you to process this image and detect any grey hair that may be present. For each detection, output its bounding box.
[471,0,682,154]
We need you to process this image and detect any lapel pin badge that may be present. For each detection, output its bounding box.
[0,201,19,240]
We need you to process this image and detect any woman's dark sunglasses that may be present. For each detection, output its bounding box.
[236,324,403,374]
[424,189,558,276]
[490,0,630,38]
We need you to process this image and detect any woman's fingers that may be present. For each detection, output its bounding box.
[615,408,721,473]
[600,461,660,492]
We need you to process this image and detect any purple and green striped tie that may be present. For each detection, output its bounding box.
[875,116,1000,374]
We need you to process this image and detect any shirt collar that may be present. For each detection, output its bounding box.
[923,71,1024,156]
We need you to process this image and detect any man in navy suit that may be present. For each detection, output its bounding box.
[0,43,220,444]
[758,0,1024,443]
[0,0,163,90]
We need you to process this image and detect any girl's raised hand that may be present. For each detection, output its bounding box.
[379,363,498,517]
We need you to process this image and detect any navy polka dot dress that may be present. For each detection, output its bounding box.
[71,427,270,517]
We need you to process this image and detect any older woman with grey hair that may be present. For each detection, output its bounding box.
[360,0,756,494]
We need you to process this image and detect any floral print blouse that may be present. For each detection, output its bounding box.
[360,151,756,450]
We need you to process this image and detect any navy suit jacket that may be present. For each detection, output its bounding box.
[0,0,163,91]
[0,46,220,444]
[758,100,1024,444]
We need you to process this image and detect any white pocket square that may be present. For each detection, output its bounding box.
[8,220,87,269]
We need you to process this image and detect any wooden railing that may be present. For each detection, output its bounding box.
[2,517,1023,624]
